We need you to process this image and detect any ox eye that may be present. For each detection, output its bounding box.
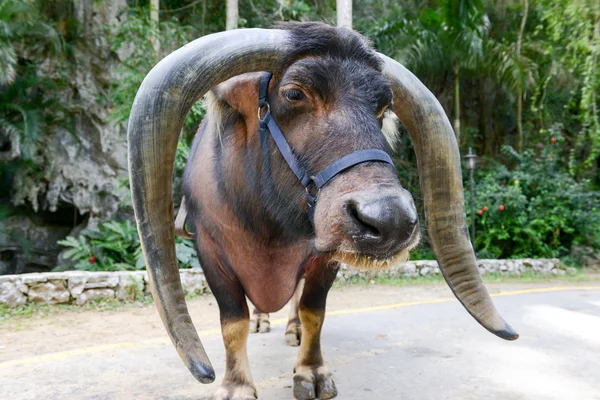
[284,89,305,102]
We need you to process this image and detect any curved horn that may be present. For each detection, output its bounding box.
[128,29,292,384]
[379,53,518,341]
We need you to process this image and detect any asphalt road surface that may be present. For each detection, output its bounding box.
[2,282,600,400]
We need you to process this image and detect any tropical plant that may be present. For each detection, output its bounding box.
[533,0,600,174]
[57,220,200,271]
[106,6,206,205]
[466,125,600,259]
[0,0,61,85]
[0,0,65,163]
[107,6,195,125]
[57,220,143,271]
[0,1,76,214]
[395,0,488,144]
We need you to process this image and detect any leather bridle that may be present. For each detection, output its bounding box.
[257,72,395,226]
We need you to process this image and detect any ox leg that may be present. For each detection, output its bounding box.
[293,263,339,400]
[249,308,270,333]
[201,258,256,399]
[285,279,304,347]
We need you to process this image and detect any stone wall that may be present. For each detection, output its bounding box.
[0,259,572,307]
[0,269,207,307]
[337,258,573,282]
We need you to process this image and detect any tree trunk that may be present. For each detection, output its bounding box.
[453,69,461,145]
[150,0,159,54]
[478,76,491,156]
[517,94,523,152]
[226,0,238,31]
[201,0,206,36]
[336,0,352,29]
[516,0,528,152]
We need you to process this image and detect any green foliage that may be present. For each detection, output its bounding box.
[372,0,488,80]
[467,126,600,259]
[107,7,197,125]
[0,71,72,163]
[534,0,600,171]
[1,0,598,264]
[0,0,78,214]
[0,0,61,85]
[0,0,69,168]
[409,246,436,261]
[57,220,200,271]
[175,238,201,269]
[106,6,204,197]
[240,0,328,27]
[57,220,143,271]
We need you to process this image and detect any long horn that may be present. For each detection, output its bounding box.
[128,29,292,384]
[379,53,518,341]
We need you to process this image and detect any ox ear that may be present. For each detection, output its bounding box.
[381,109,400,148]
[211,72,265,122]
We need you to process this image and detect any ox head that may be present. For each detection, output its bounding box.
[128,23,518,384]
[265,31,418,266]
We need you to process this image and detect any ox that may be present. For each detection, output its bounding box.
[128,22,518,400]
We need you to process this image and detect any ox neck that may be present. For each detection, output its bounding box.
[257,72,394,228]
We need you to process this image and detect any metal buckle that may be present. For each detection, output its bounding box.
[258,102,270,121]
[305,176,320,207]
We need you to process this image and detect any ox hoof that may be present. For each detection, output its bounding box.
[214,383,257,400]
[293,366,337,400]
[285,319,302,347]
[249,312,270,334]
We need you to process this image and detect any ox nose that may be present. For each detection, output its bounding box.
[346,193,417,253]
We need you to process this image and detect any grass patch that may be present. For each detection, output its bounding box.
[0,292,206,323]
[482,271,600,283]
[334,273,445,288]
[335,270,600,287]
[0,297,148,323]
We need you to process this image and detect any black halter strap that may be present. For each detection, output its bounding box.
[257,72,394,226]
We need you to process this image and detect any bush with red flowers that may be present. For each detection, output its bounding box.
[463,143,600,260]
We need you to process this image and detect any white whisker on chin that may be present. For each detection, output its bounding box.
[332,248,410,271]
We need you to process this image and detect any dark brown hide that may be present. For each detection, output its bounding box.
[186,74,311,312]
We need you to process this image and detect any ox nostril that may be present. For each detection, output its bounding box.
[347,201,382,239]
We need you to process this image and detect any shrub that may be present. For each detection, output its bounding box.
[466,136,600,260]
[57,220,199,272]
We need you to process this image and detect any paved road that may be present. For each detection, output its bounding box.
[2,284,600,400]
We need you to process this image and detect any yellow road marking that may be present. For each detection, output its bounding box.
[2,285,599,368]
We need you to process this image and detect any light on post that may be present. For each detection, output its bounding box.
[464,148,478,251]
[465,147,478,171]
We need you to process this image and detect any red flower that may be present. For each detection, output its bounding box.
[499,205,505,211]
[551,137,557,143]
[549,155,553,159]
[90,256,96,264]
[477,209,483,215]
[482,206,488,212]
